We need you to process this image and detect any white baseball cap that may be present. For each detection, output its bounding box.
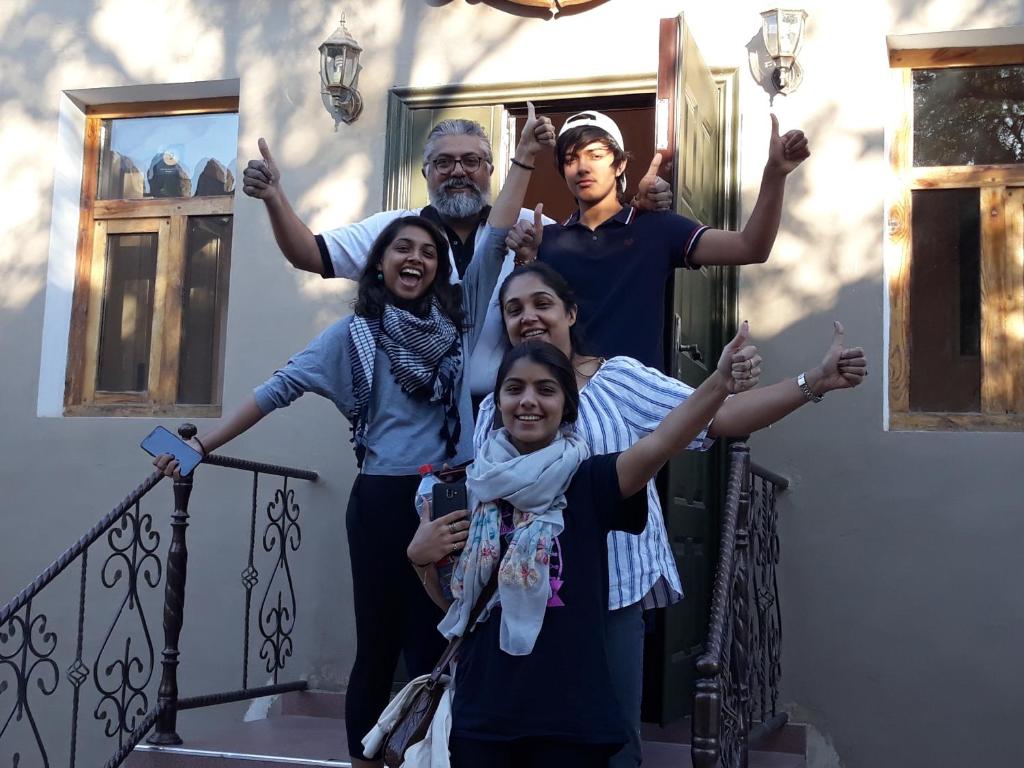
[558,110,626,153]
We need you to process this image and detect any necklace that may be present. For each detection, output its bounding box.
[573,356,605,379]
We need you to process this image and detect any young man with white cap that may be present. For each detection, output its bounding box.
[506,108,809,371]
[496,108,810,768]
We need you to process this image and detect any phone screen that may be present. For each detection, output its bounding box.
[140,426,203,477]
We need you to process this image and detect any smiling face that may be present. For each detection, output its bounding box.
[500,272,577,358]
[561,138,626,207]
[378,224,440,302]
[496,357,567,454]
[424,134,493,219]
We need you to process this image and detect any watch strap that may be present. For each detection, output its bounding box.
[797,372,823,403]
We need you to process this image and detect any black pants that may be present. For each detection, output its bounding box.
[450,736,614,768]
[344,473,447,760]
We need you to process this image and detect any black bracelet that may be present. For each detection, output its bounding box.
[193,436,209,456]
[510,158,535,171]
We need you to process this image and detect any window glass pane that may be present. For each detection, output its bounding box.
[177,216,232,404]
[909,188,981,412]
[913,66,1024,166]
[96,233,157,392]
[97,112,239,200]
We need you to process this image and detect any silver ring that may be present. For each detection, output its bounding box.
[450,542,458,554]
[448,522,456,535]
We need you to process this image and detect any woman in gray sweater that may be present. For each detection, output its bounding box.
[154,213,503,766]
[154,107,556,768]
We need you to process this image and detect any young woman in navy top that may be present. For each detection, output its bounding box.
[409,331,761,766]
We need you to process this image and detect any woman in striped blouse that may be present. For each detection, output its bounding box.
[409,261,867,767]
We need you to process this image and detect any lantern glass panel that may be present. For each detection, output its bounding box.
[341,49,358,86]
[777,11,805,57]
[761,13,780,58]
[324,48,344,85]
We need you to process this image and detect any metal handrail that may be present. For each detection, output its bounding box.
[0,424,319,768]
[692,442,789,768]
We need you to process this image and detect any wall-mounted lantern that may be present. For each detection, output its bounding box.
[748,8,807,101]
[319,14,363,129]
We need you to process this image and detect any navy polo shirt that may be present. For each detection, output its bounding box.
[538,206,708,371]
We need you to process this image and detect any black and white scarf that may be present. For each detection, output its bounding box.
[348,299,462,467]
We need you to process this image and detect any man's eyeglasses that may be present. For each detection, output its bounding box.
[426,154,490,174]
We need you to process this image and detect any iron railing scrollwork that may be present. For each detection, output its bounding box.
[692,442,789,768]
[0,424,317,768]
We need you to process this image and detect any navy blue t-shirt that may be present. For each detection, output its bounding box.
[452,452,648,746]
[538,206,707,371]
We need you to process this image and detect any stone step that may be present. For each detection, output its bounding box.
[129,691,806,768]
[128,716,349,768]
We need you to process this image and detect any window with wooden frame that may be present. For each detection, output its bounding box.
[64,98,238,416]
[886,44,1024,431]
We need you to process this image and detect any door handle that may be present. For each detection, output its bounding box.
[678,343,704,362]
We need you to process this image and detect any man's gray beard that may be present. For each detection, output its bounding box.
[428,179,491,220]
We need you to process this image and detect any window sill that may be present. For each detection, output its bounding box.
[63,403,222,418]
[889,411,1024,432]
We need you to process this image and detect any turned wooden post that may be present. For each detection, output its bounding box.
[148,423,196,745]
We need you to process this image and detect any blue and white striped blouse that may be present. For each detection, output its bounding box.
[473,356,713,611]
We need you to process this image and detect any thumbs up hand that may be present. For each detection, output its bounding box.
[518,101,556,160]
[634,152,673,212]
[242,138,281,201]
[803,321,868,396]
[717,321,761,395]
[766,114,810,176]
[506,204,544,267]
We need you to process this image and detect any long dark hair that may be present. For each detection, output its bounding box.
[353,215,466,326]
[493,341,580,426]
[497,262,588,356]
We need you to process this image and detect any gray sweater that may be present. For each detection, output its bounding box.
[253,225,508,475]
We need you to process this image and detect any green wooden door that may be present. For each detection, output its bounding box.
[642,12,735,725]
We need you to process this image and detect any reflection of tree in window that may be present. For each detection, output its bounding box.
[913,66,1024,167]
[148,149,192,197]
[98,151,145,199]
[194,158,235,196]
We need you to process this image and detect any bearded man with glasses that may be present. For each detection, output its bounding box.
[242,116,672,402]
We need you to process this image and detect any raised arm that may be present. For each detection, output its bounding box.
[487,102,555,229]
[709,321,867,437]
[690,115,809,267]
[152,395,266,477]
[616,323,760,497]
[242,138,323,274]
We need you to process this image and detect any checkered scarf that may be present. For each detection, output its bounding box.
[348,299,462,467]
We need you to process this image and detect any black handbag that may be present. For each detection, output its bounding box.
[382,570,498,767]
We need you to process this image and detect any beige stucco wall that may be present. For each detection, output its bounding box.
[2,1,1023,766]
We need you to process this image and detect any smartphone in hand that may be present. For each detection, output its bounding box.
[431,479,467,521]
[141,426,203,477]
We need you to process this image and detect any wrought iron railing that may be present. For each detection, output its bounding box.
[0,424,318,768]
[692,442,789,768]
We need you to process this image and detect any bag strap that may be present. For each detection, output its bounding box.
[428,568,499,684]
